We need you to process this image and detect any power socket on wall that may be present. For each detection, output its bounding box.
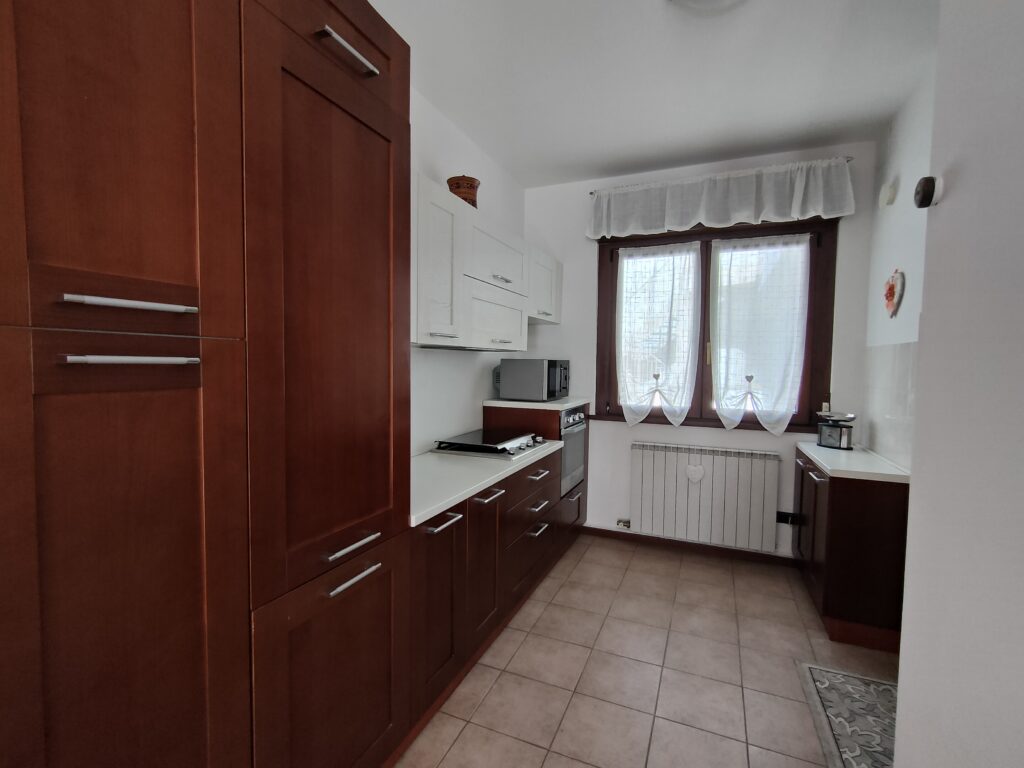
[616,519,631,529]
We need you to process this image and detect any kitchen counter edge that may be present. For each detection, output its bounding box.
[797,441,910,484]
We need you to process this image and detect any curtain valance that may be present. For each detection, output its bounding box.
[587,157,855,240]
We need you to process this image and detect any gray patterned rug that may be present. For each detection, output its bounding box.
[800,663,898,768]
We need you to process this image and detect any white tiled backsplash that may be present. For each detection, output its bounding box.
[862,342,917,471]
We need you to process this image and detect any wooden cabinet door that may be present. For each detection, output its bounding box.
[416,174,470,346]
[244,0,411,605]
[463,277,528,352]
[0,0,244,336]
[0,328,250,768]
[795,457,813,563]
[411,504,467,719]
[252,533,410,768]
[807,469,830,609]
[464,487,503,650]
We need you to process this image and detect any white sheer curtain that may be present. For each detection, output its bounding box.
[616,242,701,426]
[710,234,810,435]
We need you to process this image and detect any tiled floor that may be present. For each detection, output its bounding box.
[397,534,900,768]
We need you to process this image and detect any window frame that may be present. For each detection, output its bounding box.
[594,218,838,432]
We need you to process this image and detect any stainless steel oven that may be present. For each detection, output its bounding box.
[560,406,587,495]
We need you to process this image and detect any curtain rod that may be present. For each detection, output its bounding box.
[588,155,855,197]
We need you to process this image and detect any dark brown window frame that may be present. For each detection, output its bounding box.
[594,218,838,433]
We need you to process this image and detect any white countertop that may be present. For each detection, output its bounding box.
[410,441,563,527]
[482,397,591,411]
[798,442,910,484]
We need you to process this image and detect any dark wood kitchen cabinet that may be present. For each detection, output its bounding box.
[243,0,411,606]
[464,486,504,651]
[794,446,909,651]
[252,533,411,768]
[0,328,251,768]
[411,503,468,720]
[0,0,244,337]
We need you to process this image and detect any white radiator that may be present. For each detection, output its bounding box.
[630,442,780,553]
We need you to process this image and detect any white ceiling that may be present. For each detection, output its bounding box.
[370,0,939,188]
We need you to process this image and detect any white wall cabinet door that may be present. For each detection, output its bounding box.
[463,277,528,351]
[528,247,562,324]
[416,175,470,346]
[464,223,528,297]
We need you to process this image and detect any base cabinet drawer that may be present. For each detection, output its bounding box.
[502,506,560,609]
[252,533,410,768]
[500,478,561,550]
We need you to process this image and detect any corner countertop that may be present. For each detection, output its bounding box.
[482,397,591,411]
[410,441,564,527]
[798,441,910,484]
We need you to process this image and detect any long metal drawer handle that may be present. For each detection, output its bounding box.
[473,488,505,505]
[528,469,550,481]
[808,471,828,483]
[567,492,583,502]
[61,354,200,365]
[429,332,459,339]
[491,338,512,344]
[528,499,549,514]
[491,273,512,284]
[316,25,380,76]
[426,512,464,535]
[324,531,382,563]
[62,293,199,314]
[327,562,382,598]
[527,522,549,538]
[537,310,553,316]
[795,458,808,468]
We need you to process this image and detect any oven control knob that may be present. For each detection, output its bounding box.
[535,436,545,443]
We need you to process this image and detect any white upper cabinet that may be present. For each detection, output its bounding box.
[463,276,527,351]
[465,223,528,296]
[415,175,469,346]
[527,246,562,324]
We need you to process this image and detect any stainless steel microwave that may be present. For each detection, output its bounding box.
[494,359,570,402]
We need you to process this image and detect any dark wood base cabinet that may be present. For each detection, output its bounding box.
[794,448,909,651]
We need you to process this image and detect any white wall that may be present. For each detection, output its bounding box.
[894,1,1024,765]
[525,142,878,551]
[860,72,936,470]
[409,89,526,455]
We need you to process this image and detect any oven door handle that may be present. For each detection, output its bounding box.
[561,422,586,436]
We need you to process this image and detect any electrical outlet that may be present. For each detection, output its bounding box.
[616,519,631,529]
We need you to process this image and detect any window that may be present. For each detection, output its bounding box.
[595,218,837,433]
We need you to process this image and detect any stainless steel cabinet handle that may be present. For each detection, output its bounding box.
[537,310,553,316]
[527,522,549,538]
[473,488,506,505]
[425,512,464,535]
[429,332,459,338]
[61,354,199,365]
[528,499,549,514]
[324,531,381,563]
[808,471,828,483]
[528,469,550,481]
[567,492,583,502]
[316,25,380,76]
[490,338,513,344]
[62,293,198,314]
[327,562,382,598]
[795,458,808,469]
[491,273,512,284]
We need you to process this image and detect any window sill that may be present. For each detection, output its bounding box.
[586,412,818,434]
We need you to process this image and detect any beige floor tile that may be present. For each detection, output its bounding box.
[551,582,617,616]
[738,616,813,659]
[810,637,899,681]
[670,604,739,645]
[551,694,653,768]
[581,543,634,569]
[656,668,746,741]
[747,745,823,768]
[480,628,528,669]
[744,689,825,765]
[471,672,572,748]
[563,540,590,563]
[675,579,737,612]
[547,558,575,580]
[618,569,677,601]
[608,592,674,629]
[627,549,681,578]
[797,605,826,633]
[543,753,596,768]
[648,718,747,768]
[532,574,567,601]
[734,570,794,600]
[569,560,626,590]
[441,664,501,720]
[595,617,668,665]
[439,723,546,768]
[397,712,466,768]
[509,599,548,631]
[531,603,606,647]
[507,634,591,690]
[678,560,734,587]
[663,631,741,685]
[740,647,806,701]
[736,592,804,628]
[575,650,661,714]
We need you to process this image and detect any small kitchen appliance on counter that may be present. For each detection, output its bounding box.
[432,429,545,461]
[817,412,855,450]
[493,359,569,401]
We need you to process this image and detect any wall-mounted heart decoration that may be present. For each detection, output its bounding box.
[686,465,705,484]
